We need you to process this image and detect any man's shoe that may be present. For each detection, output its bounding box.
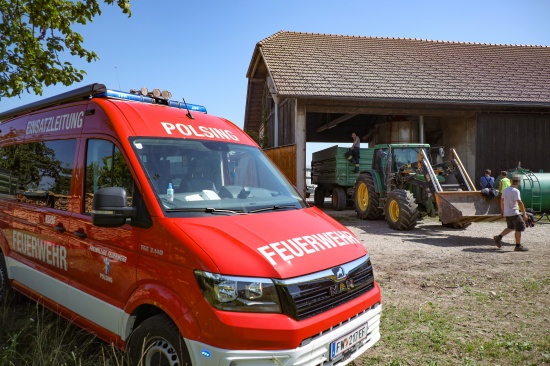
[493,235,501,249]
[514,245,529,252]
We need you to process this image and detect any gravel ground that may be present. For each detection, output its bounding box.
[315,202,550,364]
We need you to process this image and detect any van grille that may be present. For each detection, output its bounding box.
[275,256,375,321]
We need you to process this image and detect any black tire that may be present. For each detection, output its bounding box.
[354,173,383,219]
[314,186,326,207]
[0,251,12,304]
[384,189,419,230]
[128,313,192,366]
[332,187,347,211]
[442,222,472,229]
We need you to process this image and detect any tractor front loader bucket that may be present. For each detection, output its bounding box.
[435,191,503,225]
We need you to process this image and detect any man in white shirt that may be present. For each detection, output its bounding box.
[493,175,528,251]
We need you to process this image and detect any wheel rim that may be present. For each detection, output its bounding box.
[388,200,400,222]
[357,183,368,211]
[144,338,180,366]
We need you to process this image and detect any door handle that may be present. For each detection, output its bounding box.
[54,225,66,233]
[73,230,87,239]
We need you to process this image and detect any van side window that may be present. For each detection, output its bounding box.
[84,139,134,213]
[0,140,76,210]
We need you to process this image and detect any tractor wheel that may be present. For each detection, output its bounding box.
[314,186,326,207]
[384,189,419,230]
[332,187,347,211]
[354,174,383,219]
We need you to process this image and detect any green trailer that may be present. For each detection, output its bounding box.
[311,145,374,210]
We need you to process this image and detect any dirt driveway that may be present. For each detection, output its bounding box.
[320,205,550,365]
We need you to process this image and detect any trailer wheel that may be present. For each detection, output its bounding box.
[314,186,326,207]
[385,189,419,230]
[354,174,383,219]
[128,314,192,366]
[332,187,347,211]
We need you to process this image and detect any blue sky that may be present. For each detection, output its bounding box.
[1,0,549,164]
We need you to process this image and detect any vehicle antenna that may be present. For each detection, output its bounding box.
[115,66,121,90]
[182,98,194,120]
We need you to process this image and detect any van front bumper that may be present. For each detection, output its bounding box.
[185,302,381,366]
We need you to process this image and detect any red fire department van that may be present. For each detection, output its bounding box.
[0,83,381,365]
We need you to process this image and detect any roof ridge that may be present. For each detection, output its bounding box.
[259,30,549,48]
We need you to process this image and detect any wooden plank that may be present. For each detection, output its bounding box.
[264,145,297,185]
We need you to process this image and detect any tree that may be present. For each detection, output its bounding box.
[0,0,131,99]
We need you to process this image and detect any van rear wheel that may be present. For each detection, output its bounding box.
[1,252,24,305]
[128,314,191,366]
[0,252,14,304]
[0,252,9,304]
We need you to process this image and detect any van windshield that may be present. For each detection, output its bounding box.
[131,138,307,215]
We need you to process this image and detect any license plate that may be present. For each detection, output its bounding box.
[329,324,368,360]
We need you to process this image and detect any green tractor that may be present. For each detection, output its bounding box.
[353,143,473,230]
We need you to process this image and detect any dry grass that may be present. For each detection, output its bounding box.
[0,298,126,366]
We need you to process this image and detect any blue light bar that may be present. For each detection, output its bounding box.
[168,100,208,113]
[97,90,155,103]
[96,89,207,113]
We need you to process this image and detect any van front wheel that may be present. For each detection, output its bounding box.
[128,313,192,366]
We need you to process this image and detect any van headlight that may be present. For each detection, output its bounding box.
[194,271,282,313]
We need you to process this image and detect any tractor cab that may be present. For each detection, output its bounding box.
[372,143,431,187]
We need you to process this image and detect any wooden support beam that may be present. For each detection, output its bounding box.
[316,113,358,132]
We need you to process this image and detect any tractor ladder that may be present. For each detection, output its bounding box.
[520,171,542,213]
[518,170,550,222]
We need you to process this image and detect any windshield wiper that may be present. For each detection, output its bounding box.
[205,208,247,215]
[248,205,299,213]
[165,207,246,215]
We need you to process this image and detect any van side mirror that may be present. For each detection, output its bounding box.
[91,187,137,227]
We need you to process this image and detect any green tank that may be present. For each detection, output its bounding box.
[507,168,550,213]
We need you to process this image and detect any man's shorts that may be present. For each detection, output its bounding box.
[505,215,526,232]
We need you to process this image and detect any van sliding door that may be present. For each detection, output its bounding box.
[0,139,76,304]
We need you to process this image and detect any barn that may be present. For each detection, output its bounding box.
[244,31,550,195]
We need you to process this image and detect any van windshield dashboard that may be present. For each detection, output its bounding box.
[131,138,307,215]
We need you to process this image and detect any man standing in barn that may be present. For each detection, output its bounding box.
[493,175,529,251]
[347,132,360,173]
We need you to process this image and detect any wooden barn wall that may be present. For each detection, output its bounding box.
[244,79,266,132]
[263,144,297,185]
[278,99,296,146]
[476,113,550,184]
